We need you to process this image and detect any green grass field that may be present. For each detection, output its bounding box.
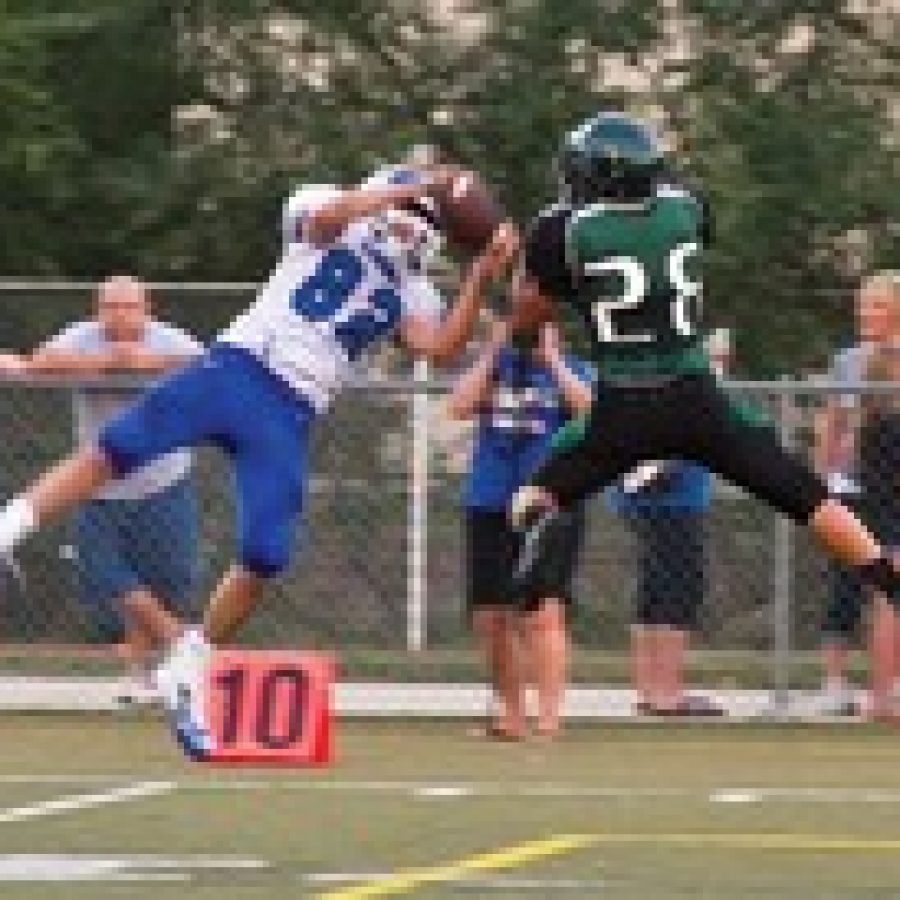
[2,715,900,898]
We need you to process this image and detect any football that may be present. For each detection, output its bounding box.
[438,171,506,255]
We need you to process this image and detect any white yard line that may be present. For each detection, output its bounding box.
[0,857,608,888]
[0,780,175,824]
[4,776,900,805]
[0,855,266,882]
[177,779,694,799]
[709,787,900,804]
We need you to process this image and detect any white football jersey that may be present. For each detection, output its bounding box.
[221,186,443,412]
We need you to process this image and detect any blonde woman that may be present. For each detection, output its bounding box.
[816,273,900,714]
[855,274,900,718]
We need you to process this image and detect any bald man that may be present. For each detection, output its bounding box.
[24,276,202,689]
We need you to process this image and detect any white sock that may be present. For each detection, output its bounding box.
[179,625,209,647]
[0,496,36,554]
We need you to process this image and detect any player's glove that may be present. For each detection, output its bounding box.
[510,484,553,531]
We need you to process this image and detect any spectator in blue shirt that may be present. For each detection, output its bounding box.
[606,328,731,716]
[446,313,593,739]
[21,275,202,687]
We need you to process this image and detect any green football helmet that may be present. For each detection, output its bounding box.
[558,112,664,205]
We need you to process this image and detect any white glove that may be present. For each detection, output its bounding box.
[621,462,665,493]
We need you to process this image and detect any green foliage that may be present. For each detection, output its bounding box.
[0,0,896,371]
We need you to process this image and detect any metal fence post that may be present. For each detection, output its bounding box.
[772,376,796,716]
[407,359,430,652]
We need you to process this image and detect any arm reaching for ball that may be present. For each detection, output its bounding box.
[303,167,459,246]
[400,222,520,365]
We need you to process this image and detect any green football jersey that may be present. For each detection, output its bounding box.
[525,186,710,379]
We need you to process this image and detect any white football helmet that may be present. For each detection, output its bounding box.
[362,165,444,272]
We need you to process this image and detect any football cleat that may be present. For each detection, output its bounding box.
[155,628,214,760]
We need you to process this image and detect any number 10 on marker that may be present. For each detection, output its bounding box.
[205,650,335,765]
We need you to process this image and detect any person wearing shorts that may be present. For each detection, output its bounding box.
[607,461,719,715]
[855,273,900,717]
[446,315,592,739]
[607,329,730,716]
[815,273,900,716]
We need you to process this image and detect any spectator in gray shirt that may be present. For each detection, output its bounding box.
[21,275,202,682]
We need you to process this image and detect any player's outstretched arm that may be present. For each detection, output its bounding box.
[401,222,519,365]
[304,168,455,246]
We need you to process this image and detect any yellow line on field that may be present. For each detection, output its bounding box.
[318,830,900,898]
[316,833,598,899]
[590,832,900,852]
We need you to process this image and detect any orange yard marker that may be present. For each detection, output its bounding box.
[204,649,335,765]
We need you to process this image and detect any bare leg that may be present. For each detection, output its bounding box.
[524,598,568,737]
[117,624,155,672]
[869,593,899,720]
[822,639,850,687]
[809,501,900,703]
[0,447,115,554]
[472,608,526,736]
[120,587,183,648]
[117,566,265,650]
[654,626,688,711]
[810,498,882,565]
[29,447,114,523]
[631,624,655,709]
[203,564,266,644]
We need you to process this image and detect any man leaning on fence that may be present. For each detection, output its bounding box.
[10,275,202,687]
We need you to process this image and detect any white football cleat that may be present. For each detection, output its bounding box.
[0,497,36,556]
[155,628,214,760]
[0,497,36,588]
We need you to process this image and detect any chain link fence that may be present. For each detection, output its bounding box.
[0,283,893,705]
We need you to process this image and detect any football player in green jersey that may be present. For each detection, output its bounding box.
[511,111,900,610]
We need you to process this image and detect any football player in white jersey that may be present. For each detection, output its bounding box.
[0,164,518,757]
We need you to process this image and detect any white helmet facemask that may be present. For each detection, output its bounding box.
[378,207,443,273]
[363,166,444,273]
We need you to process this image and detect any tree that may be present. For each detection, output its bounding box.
[0,0,895,373]
[671,0,899,372]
